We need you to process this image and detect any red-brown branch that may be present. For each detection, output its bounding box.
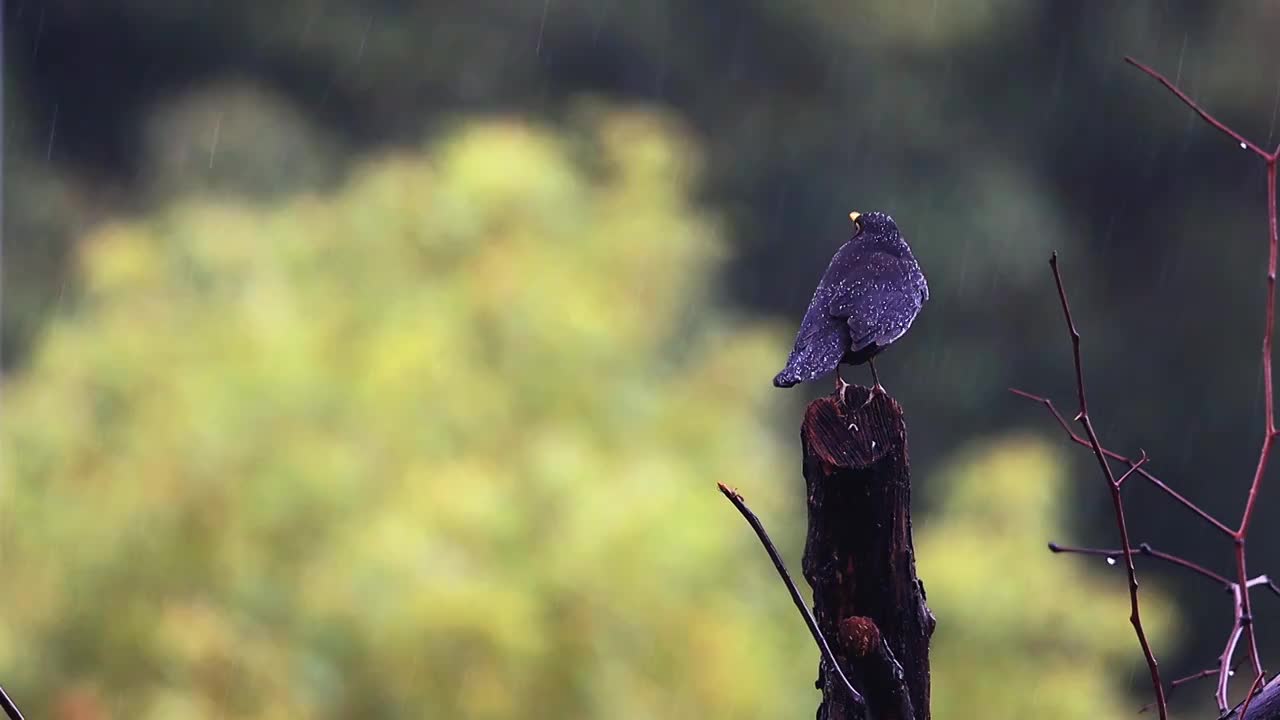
[1115,450,1150,488]
[1008,389,1235,536]
[1047,541,1232,588]
[1241,671,1271,720]
[1046,252,1169,719]
[1127,52,1280,701]
[1140,664,1245,714]
[1175,667,1227,689]
[1123,57,1273,160]
[1016,59,1280,716]
[1051,537,1280,713]
[1234,154,1280,688]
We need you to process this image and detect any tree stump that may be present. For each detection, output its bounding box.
[801,385,935,720]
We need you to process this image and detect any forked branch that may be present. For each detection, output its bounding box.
[1014,56,1280,717]
[1125,53,1280,701]
[1043,252,1169,719]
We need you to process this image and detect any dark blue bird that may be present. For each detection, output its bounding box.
[773,210,928,396]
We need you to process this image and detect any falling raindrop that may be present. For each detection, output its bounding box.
[46,103,59,161]
[209,112,223,169]
[1106,557,1117,566]
[1174,33,1187,87]
[355,16,372,64]
[536,0,550,56]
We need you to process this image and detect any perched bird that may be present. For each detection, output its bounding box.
[773,210,928,398]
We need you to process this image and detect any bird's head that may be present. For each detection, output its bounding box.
[848,210,899,239]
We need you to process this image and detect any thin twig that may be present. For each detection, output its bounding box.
[1177,666,1227,689]
[1048,541,1232,587]
[1140,664,1244,714]
[1240,671,1269,720]
[1052,538,1278,715]
[1115,450,1150,488]
[1127,55,1280,696]
[1222,591,1248,711]
[1247,575,1280,597]
[1123,56,1272,160]
[1021,57,1280,718]
[1231,153,1280,689]
[716,482,866,710]
[0,684,23,720]
[1047,252,1169,720]
[1009,389,1235,536]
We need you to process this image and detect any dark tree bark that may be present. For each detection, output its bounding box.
[800,386,935,720]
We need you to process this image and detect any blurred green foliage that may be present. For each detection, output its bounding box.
[1,100,1190,716]
[920,435,1178,720]
[141,81,343,204]
[10,7,1280,671]
[1,109,821,718]
[1,80,87,370]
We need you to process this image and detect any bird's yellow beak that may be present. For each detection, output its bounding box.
[848,211,861,225]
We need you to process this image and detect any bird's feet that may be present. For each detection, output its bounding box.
[846,383,888,432]
[834,373,852,405]
[856,382,886,412]
[834,370,861,432]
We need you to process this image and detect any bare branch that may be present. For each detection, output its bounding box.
[1045,252,1169,719]
[1141,665,1244,715]
[1232,155,1280,688]
[1248,576,1280,597]
[1240,672,1270,720]
[1009,389,1235,536]
[1017,55,1279,720]
[1048,541,1232,588]
[0,686,23,720]
[1116,450,1150,488]
[1127,52,1280,700]
[1220,625,1247,710]
[1123,56,1273,160]
[716,483,866,711]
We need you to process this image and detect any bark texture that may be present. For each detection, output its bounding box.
[800,386,935,720]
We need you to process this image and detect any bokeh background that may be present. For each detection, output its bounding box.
[3,2,1279,718]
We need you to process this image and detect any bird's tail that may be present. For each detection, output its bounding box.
[772,367,802,388]
[772,325,847,388]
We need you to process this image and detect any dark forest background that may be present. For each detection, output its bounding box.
[4,2,1280,718]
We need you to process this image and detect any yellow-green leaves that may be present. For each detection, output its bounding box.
[1,109,810,719]
[920,435,1178,720]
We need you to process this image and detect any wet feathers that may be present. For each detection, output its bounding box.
[773,211,928,388]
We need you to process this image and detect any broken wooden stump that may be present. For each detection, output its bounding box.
[801,385,935,720]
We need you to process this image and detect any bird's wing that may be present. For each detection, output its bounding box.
[827,254,926,353]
